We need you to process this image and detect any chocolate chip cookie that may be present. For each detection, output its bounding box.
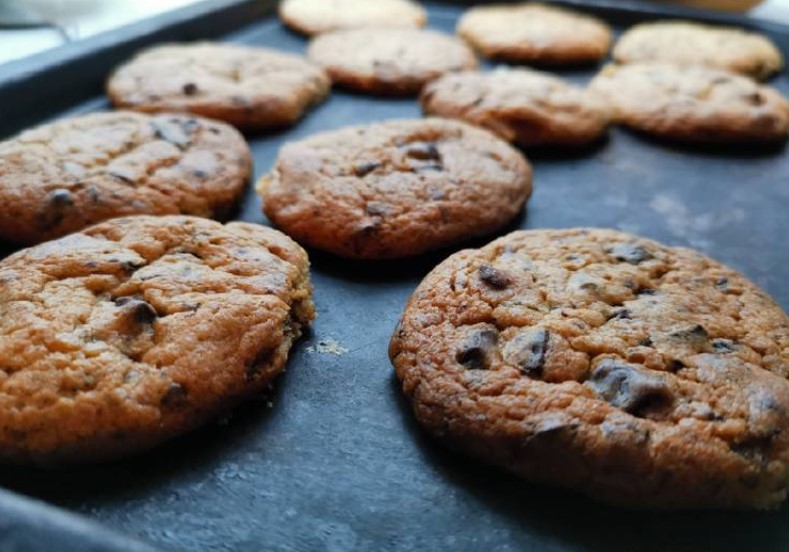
[279,0,427,36]
[456,3,612,65]
[307,28,478,96]
[614,21,783,80]
[0,215,314,465]
[258,118,532,259]
[590,63,789,143]
[421,68,612,147]
[0,111,251,245]
[390,228,789,509]
[107,43,330,129]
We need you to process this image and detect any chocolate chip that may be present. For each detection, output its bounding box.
[182,82,198,95]
[587,359,673,417]
[505,327,549,377]
[353,161,381,177]
[456,328,499,370]
[668,359,686,372]
[161,383,188,409]
[404,141,441,162]
[37,189,75,230]
[670,324,709,344]
[478,264,512,289]
[151,119,192,149]
[637,288,658,296]
[744,92,765,106]
[115,297,157,325]
[608,308,632,321]
[609,244,654,265]
[365,201,390,216]
[247,347,275,381]
[715,277,729,291]
[108,171,135,185]
[638,336,654,347]
[713,339,736,353]
[730,433,777,462]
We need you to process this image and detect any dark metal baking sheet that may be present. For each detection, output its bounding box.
[2,1,789,551]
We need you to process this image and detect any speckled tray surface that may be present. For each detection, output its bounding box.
[2,1,789,551]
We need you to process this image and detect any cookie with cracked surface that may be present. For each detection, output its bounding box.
[107,43,330,129]
[456,3,612,65]
[390,228,789,509]
[257,118,532,259]
[421,68,612,147]
[0,111,251,245]
[590,63,789,143]
[0,215,314,465]
[307,28,478,96]
[279,0,427,36]
[613,21,783,80]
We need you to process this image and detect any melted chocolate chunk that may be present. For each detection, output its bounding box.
[247,347,275,380]
[608,308,632,321]
[478,264,512,289]
[730,433,778,462]
[610,243,654,265]
[115,297,157,324]
[404,141,442,162]
[669,324,709,347]
[151,119,193,149]
[182,82,198,95]
[456,328,499,370]
[160,383,188,409]
[38,189,75,230]
[506,327,549,377]
[587,359,673,417]
[354,161,381,177]
[713,339,736,353]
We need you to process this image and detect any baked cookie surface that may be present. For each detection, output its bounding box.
[279,0,427,35]
[107,43,330,129]
[0,111,251,245]
[456,3,611,65]
[421,68,612,147]
[307,28,478,96]
[258,118,532,259]
[389,228,789,509]
[613,21,783,80]
[0,215,314,465]
[590,63,789,143]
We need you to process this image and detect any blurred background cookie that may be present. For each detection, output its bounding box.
[457,2,612,65]
[308,28,477,96]
[108,43,330,130]
[591,63,789,143]
[279,0,427,35]
[421,68,612,147]
[613,21,783,80]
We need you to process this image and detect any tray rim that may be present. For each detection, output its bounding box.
[2,0,789,550]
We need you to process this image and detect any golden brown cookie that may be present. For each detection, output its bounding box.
[257,118,532,259]
[421,68,612,147]
[107,43,330,129]
[307,28,478,96]
[279,0,427,36]
[456,3,612,65]
[390,228,789,509]
[590,63,789,143]
[613,21,783,80]
[0,111,251,245]
[0,215,314,465]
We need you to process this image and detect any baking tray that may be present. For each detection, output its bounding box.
[2,0,789,550]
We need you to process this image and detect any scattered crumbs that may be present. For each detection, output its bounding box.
[306,339,349,356]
